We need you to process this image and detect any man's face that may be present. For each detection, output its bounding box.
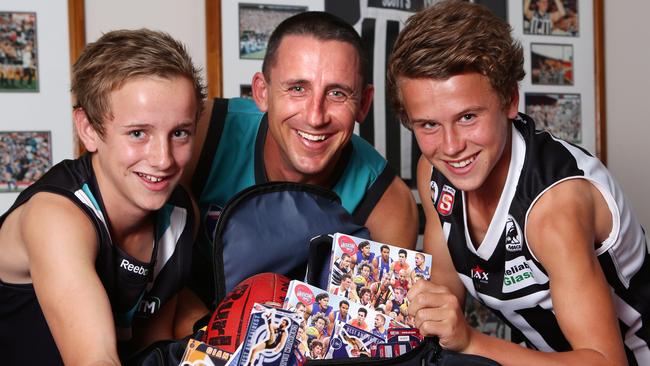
[400,73,517,193]
[398,253,406,264]
[342,277,352,289]
[252,35,373,185]
[296,305,306,318]
[357,311,366,321]
[399,270,408,282]
[341,256,351,269]
[537,0,549,13]
[415,254,423,267]
[362,290,371,303]
[362,245,371,256]
[315,318,325,331]
[381,247,390,260]
[361,265,371,278]
[340,303,349,316]
[84,76,196,216]
[374,314,385,328]
[319,297,330,308]
[313,345,323,356]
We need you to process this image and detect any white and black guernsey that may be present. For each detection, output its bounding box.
[529,11,552,35]
[0,154,194,364]
[430,113,650,365]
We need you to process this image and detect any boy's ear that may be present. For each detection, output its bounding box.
[251,72,269,112]
[73,108,100,152]
[507,88,520,119]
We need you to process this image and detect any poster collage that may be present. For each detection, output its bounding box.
[1,11,51,193]
[522,0,583,144]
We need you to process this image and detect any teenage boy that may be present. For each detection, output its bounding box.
[388,1,649,365]
[0,29,205,365]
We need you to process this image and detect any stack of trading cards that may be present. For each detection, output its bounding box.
[325,322,385,359]
[373,328,424,358]
[327,233,432,326]
[236,303,303,366]
[283,280,391,360]
[180,337,233,366]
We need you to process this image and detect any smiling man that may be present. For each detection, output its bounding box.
[184,11,417,307]
[388,1,649,365]
[0,29,205,365]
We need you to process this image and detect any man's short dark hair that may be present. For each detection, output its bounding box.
[262,11,368,86]
[358,240,370,250]
[315,293,329,302]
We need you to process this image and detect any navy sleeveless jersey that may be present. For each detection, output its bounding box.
[0,154,194,364]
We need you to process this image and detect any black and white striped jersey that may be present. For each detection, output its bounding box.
[528,11,553,35]
[430,113,650,365]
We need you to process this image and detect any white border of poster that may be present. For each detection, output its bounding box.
[510,0,597,155]
[0,0,74,212]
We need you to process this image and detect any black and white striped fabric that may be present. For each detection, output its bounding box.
[431,113,650,365]
[529,10,553,35]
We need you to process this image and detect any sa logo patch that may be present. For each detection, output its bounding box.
[437,185,456,216]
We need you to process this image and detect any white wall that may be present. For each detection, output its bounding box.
[84,0,206,87]
[0,0,74,211]
[605,1,650,232]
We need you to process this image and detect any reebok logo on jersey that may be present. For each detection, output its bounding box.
[502,256,549,293]
[504,215,523,252]
[437,185,456,216]
[120,258,149,276]
[471,265,489,282]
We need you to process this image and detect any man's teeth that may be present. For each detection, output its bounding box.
[138,173,163,182]
[297,131,326,141]
[449,157,474,168]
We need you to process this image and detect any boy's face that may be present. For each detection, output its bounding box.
[253,35,372,184]
[87,76,196,214]
[400,73,518,193]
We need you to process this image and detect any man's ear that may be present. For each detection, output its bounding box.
[355,84,375,124]
[507,88,520,119]
[251,72,269,112]
[73,108,100,152]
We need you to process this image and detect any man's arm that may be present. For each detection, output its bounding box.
[365,176,418,249]
[550,0,567,22]
[524,0,534,21]
[23,193,120,365]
